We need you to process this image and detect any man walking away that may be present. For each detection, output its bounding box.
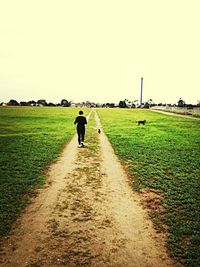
[74,110,87,147]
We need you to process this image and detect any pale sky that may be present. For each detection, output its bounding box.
[0,0,199,104]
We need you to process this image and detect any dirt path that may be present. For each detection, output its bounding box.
[151,109,200,120]
[0,110,180,267]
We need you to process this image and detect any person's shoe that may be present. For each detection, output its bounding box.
[81,142,84,147]
[78,144,82,148]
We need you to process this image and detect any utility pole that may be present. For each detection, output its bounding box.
[140,77,143,106]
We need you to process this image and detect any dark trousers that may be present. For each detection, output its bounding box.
[77,126,85,145]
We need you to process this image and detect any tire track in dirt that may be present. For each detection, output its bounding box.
[95,111,181,267]
[151,109,200,120]
[0,110,181,267]
[0,133,79,267]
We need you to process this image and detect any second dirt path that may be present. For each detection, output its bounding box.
[0,110,178,267]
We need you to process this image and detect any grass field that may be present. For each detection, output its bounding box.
[0,106,88,236]
[1,107,199,266]
[97,108,200,267]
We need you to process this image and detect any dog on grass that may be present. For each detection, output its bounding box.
[137,120,146,126]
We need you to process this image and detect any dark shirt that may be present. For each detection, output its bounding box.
[74,116,87,128]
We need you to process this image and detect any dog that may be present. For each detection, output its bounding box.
[98,129,101,134]
[137,120,146,126]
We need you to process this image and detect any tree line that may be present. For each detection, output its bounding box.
[1,98,199,108]
[1,99,72,107]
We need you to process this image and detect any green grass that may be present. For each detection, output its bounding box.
[97,108,200,267]
[0,106,88,236]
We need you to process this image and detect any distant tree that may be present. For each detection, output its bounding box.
[143,102,150,108]
[143,99,154,109]
[86,101,92,107]
[131,103,136,108]
[61,99,70,107]
[148,99,153,107]
[177,98,186,107]
[197,100,200,107]
[48,102,56,107]
[7,99,19,106]
[37,99,47,106]
[132,100,139,108]
[186,104,193,109]
[119,100,127,108]
[104,103,115,108]
[106,103,111,108]
[20,101,28,106]
[90,103,96,108]
[96,103,102,108]
[28,100,36,106]
[110,103,115,108]
[125,99,132,108]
